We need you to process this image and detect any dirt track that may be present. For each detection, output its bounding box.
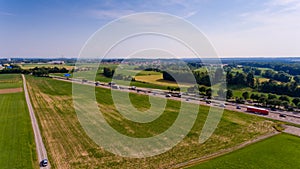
[22,75,50,169]
[0,87,23,94]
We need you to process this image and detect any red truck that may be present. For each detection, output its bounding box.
[246,106,269,115]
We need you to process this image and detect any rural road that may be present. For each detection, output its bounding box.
[22,75,50,169]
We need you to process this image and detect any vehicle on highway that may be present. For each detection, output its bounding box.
[129,86,136,90]
[108,82,116,86]
[279,114,287,118]
[206,100,211,104]
[40,159,48,167]
[95,81,100,86]
[246,106,269,115]
[171,93,182,98]
[236,105,241,109]
[111,85,120,89]
[165,94,171,97]
[219,103,226,108]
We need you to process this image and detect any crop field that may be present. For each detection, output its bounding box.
[26,76,277,169]
[0,74,22,89]
[135,73,192,88]
[0,75,36,169]
[189,133,300,169]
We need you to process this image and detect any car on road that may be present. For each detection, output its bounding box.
[111,85,120,89]
[279,114,287,118]
[219,103,226,108]
[206,100,211,104]
[129,86,136,90]
[236,105,241,109]
[40,159,48,167]
[165,94,171,97]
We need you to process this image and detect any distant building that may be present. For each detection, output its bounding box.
[48,60,65,64]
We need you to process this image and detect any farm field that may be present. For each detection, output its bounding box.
[26,75,277,169]
[189,133,300,169]
[0,75,36,169]
[0,74,22,89]
[134,73,191,88]
[20,63,74,70]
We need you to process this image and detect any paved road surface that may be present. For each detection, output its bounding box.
[22,75,50,169]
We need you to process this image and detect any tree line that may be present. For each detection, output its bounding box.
[0,65,69,77]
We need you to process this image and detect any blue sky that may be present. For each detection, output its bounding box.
[0,0,300,58]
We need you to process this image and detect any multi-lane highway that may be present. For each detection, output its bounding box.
[51,75,300,125]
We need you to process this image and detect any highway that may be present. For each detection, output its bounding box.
[51,75,300,125]
[22,75,50,169]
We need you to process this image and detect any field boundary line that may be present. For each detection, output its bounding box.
[22,74,50,169]
[172,131,280,169]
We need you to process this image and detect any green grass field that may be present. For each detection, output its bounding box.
[189,133,300,169]
[0,74,22,89]
[0,84,36,168]
[26,76,277,169]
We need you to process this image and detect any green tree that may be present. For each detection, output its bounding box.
[250,93,259,102]
[199,86,206,94]
[268,94,277,100]
[205,88,212,97]
[242,91,249,100]
[279,95,290,102]
[292,98,300,106]
[246,72,255,88]
[226,89,233,99]
[103,67,115,77]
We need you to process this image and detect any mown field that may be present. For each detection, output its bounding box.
[189,133,300,169]
[0,74,22,89]
[26,76,278,169]
[0,75,36,169]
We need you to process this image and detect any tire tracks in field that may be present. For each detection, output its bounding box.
[22,75,50,169]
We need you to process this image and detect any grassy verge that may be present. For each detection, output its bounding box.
[189,133,300,169]
[26,76,276,169]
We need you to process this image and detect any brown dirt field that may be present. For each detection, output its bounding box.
[0,87,23,94]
